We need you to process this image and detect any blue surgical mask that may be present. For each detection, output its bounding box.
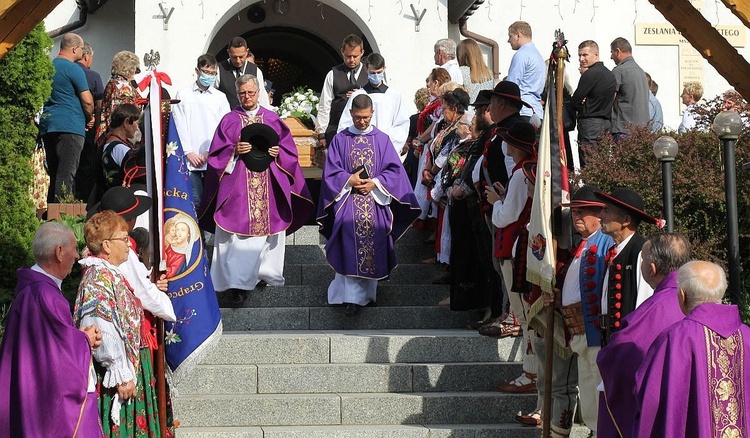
[199,73,216,87]
[368,72,384,85]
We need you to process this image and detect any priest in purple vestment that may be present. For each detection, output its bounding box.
[0,222,103,437]
[318,94,420,315]
[635,260,750,437]
[597,233,691,437]
[199,74,314,303]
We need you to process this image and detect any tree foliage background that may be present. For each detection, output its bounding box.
[579,91,750,322]
[0,23,53,308]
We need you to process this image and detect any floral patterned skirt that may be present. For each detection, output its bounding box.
[30,143,49,210]
[97,348,175,437]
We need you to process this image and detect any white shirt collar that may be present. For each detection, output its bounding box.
[614,232,635,255]
[244,106,260,116]
[441,59,458,68]
[30,264,63,290]
[348,125,374,135]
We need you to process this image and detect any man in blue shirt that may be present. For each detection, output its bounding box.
[40,33,94,203]
[645,72,664,132]
[506,21,545,122]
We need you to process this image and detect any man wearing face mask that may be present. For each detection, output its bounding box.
[337,53,411,162]
[173,54,231,210]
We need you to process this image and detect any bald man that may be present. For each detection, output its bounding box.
[635,261,750,437]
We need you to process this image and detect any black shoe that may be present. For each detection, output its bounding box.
[344,303,361,316]
[256,280,268,289]
[230,290,248,307]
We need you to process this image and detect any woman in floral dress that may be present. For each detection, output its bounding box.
[75,211,171,437]
[96,51,140,146]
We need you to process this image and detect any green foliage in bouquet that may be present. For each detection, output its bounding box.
[276,87,319,129]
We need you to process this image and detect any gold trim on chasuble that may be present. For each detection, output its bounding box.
[705,326,745,438]
[241,113,271,236]
[350,135,376,275]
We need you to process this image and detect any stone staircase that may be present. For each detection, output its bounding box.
[173,226,545,437]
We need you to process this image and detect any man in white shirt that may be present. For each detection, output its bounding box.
[434,38,464,85]
[173,54,231,211]
[337,53,411,162]
[678,81,703,133]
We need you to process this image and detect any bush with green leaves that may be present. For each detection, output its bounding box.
[0,24,54,308]
[578,92,750,322]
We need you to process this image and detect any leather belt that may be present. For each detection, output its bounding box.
[561,302,586,336]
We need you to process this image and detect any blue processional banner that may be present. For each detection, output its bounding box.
[162,115,222,382]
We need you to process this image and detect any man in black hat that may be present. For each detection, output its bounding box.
[471,81,529,329]
[527,185,614,434]
[594,187,658,345]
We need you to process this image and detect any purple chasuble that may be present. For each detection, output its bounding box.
[597,270,684,437]
[635,302,750,438]
[198,106,314,236]
[317,126,420,278]
[0,268,102,437]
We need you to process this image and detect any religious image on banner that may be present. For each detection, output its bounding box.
[162,115,222,382]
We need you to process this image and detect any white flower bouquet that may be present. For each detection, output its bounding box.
[276,87,319,129]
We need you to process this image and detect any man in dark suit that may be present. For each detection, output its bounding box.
[215,36,270,109]
[315,34,368,147]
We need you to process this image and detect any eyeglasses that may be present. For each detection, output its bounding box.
[105,236,130,244]
[199,69,218,76]
[238,90,258,97]
[352,115,372,121]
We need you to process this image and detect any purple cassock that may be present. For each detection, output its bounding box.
[198,106,314,236]
[0,268,102,437]
[317,126,420,279]
[635,302,750,437]
[596,270,684,437]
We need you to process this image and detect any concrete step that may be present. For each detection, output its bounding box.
[220,306,484,330]
[173,392,537,428]
[177,424,544,437]
[281,262,444,286]
[217,283,451,308]
[175,362,523,395]
[200,330,524,365]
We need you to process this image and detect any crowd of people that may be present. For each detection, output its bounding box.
[2,19,749,437]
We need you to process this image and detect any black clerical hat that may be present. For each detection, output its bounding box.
[240,123,278,172]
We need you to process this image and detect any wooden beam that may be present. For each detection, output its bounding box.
[0,0,61,61]
[721,0,750,29]
[649,0,750,101]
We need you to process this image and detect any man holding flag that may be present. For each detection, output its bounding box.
[199,74,314,305]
